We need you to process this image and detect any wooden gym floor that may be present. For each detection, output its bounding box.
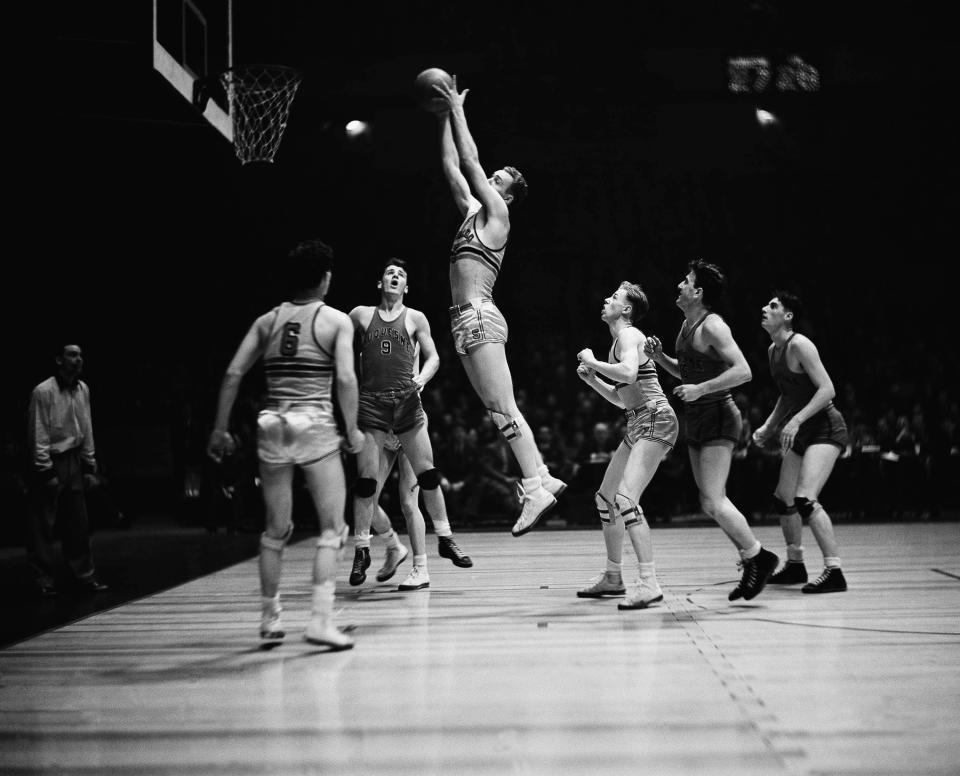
[1,522,958,776]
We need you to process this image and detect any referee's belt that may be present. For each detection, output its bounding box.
[448,297,494,317]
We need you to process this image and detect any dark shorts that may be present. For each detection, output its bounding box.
[358,389,424,435]
[792,405,849,455]
[684,396,742,449]
[625,400,679,449]
[449,298,509,355]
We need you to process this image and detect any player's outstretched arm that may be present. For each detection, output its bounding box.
[438,109,478,217]
[434,78,508,231]
[208,314,269,461]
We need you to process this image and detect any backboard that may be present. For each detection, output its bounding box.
[152,0,233,142]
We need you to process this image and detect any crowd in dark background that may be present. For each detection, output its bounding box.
[2,263,956,542]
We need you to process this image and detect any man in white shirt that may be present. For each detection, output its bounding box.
[27,343,108,597]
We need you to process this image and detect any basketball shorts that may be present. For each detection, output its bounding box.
[449,298,509,355]
[624,399,679,449]
[358,389,425,435]
[791,405,849,455]
[683,395,743,449]
[257,405,341,466]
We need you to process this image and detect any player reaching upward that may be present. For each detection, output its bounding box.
[433,76,566,538]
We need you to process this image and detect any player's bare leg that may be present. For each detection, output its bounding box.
[577,444,629,598]
[796,444,847,593]
[302,454,353,650]
[350,430,386,585]
[616,440,670,610]
[458,343,561,535]
[400,424,472,568]
[690,442,778,601]
[369,446,410,583]
[257,463,295,640]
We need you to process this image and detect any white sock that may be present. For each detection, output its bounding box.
[740,541,761,560]
[637,562,656,580]
[605,559,623,576]
[413,554,428,570]
[354,531,371,549]
[824,556,841,569]
[537,464,551,479]
[521,475,543,494]
[311,580,335,618]
[262,594,281,614]
[382,528,403,549]
[786,544,804,563]
[433,520,452,538]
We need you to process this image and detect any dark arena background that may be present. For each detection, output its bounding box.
[1,3,958,775]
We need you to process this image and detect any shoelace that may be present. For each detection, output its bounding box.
[443,538,463,555]
[810,568,832,586]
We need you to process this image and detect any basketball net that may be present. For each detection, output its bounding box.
[220,65,302,164]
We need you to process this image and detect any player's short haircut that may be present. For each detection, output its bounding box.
[381,257,409,274]
[503,165,528,206]
[54,342,82,358]
[688,258,726,309]
[619,281,649,322]
[774,289,804,329]
[287,239,334,289]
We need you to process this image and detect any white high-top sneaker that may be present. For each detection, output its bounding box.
[617,577,664,610]
[376,543,409,582]
[576,572,626,598]
[398,565,430,591]
[540,471,568,499]
[303,619,354,650]
[260,602,285,640]
[511,482,557,537]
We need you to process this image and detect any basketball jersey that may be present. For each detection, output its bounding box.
[675,313,730,405]
[449,210,506,304]
[359,307,417,392]
[263,301,335,409]
[609,328,668,409]
[769,333,834,417]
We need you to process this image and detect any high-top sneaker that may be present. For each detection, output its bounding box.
[729,548,779,601]
[576,572,626,598]
[376,543,409,582]
[802,567,847,594]
[438,535,473,568]
[618,577,664,610]
[769,560,808,585]
[349,546,371,586]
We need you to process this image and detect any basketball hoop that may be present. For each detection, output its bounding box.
[220,64,302,164]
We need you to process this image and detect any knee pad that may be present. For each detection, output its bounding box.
[487,409,522,442]
[617,493,644,528]
[416,468,441,490]
[772,495,796,515]
[794,496,820,520]
[260,522,294,552]
[354,477,378,498]
[595,491,614,525]
[317,524,349,550]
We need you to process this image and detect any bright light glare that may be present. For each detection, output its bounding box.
[345,120,368,137]
[755,109,777,126]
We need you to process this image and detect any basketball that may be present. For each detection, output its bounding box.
[414,67,454,113]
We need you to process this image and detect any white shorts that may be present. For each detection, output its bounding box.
[257,406,341,466]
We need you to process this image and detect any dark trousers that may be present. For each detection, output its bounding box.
[27,449,95,585]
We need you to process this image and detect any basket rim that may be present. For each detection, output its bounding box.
[220,64,301,77]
